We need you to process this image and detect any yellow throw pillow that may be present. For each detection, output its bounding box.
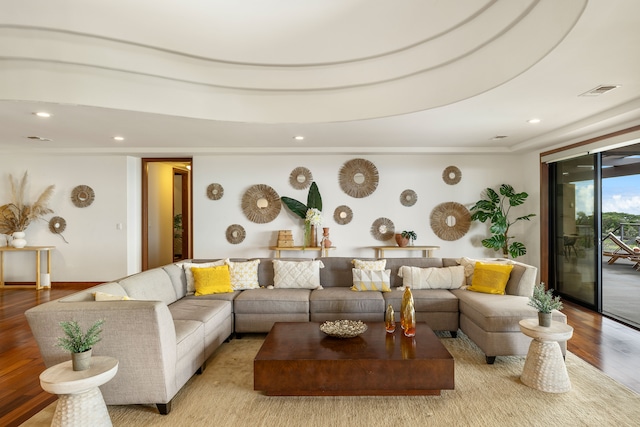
[192,265,233,296]
[467,262,513,295]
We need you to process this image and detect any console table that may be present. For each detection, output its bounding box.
[370,246,440,258]
[270,246,335,258]
[0,246,55,290]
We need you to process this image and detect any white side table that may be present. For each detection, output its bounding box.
[40,356,118,427]
[519,319,573,393]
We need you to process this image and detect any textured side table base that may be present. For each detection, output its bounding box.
[521,339,571,393]
[51,387,112,427]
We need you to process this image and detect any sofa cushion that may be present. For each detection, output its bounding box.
[398,265,465,290]
[173,319,204,362]
[163,263,188,299]
[383,289,459,312]
[192,266,234,296]
[234,288,310,314]
[225,258,261,290]
[169,299,232,327]
[351,269,391,292]
[273,260,323,289]
[119,268,178,305]
[467,262,513,295]
[310,288,384,314]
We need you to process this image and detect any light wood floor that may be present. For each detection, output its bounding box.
[1,286,640,427]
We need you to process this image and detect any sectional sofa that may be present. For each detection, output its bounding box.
[25,256,566,414]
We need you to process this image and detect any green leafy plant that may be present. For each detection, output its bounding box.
[470,184,535,258]
[401,230,417,244]
[528,283,563,314]
[280,182,322,219]
[57,319,104,353]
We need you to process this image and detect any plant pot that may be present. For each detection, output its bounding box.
[11,231,27,248]
[395,234,409,247]
[72,349,92,371]
[538,312,552,327]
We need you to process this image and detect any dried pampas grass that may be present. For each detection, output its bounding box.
[0,172,55,234]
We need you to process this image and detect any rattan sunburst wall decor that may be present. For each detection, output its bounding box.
[48,216,69,243]
[442,166,462,185]
[400,189,418,207]
[207,183,224,200]
[333,205,353,225]
[71,185,95,207]
[289,167,313,190]
[371,217,395,241]
[430,201,471,241]
[226,224,246,244]
[339,158,379,198]
[241,184,281,224]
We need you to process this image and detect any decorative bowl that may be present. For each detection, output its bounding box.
[320,320,368,338]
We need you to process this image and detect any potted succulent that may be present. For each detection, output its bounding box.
[395,230,417,247]
[57,319,104,371]
[470,184,535,258]
[527,283,563,327]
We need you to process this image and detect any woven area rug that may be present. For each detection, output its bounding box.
[22,332,640,427]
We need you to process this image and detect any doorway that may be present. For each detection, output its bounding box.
[142,158,192,270]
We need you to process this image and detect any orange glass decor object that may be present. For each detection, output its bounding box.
[400,287,414,330]
[403,299,416,337]
[385,304,396,333]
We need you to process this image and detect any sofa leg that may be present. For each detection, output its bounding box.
[196,361,206,375]
[450,330,457,338]
[157,401,172,415]
[485,356,496,364]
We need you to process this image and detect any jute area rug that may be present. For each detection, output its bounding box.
[22,332,640,427]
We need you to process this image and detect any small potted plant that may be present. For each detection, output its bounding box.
[527,283,563,327]
[395,230,417,247]
[57,319,104,371]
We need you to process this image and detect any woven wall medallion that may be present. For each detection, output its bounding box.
[241,184,281,224]
[400,189,418,207]
[289,167,313,190]
[339,158,379,198]
[226,224,246,244]
[334,205,353,225]
[430,202,471,241]
[71,185,95,207]
[207,183,224,200]
[371,217,395,241]
[442,166,462,185]
[49,216,67,234]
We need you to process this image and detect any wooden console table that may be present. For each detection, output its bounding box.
[270,246,335,258]
[0,246,55,290]
[370,246,440,258]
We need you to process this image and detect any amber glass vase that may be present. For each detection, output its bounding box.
[403,299,416,337]
[400,287,414,330]
[385,304,396,333]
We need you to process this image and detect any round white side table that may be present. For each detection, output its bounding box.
[39,356,118,427]
[519,319,573,393]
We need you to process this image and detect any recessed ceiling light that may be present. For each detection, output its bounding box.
[293,136,304,141]
[527,118,541,124]
[34,112,51,118]
[113,136,125,141]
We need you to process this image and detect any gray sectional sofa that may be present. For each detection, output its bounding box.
[25,256,566,414]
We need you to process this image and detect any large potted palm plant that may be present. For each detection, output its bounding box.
[470,184,535,258]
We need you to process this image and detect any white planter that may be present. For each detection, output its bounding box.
[11,231,27,248]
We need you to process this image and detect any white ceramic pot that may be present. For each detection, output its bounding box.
[11,231,27,248]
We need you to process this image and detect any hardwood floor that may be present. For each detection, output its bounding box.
[1,289,640,427]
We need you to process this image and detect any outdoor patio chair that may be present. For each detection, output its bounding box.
[602,232,640,270]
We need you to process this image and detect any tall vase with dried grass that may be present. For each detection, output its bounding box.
[0,172,55,247]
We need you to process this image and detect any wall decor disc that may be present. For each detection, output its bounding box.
[207,183,224,200]
[442,166,462,185]
[289,167,313,190]
[48,216,67,234]
[371,217,395,241]
[400,189,418,207]
[241,184,281,224]
[430,202,471,241]
[339,158,379,198]
[71,185,95,207]
[333,205,353,225]
[226,224,246,244]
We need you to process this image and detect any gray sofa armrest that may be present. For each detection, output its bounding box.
[26,300,179,405]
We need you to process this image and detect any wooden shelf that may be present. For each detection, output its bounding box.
[369,246,440,258]
[269,246,335,258]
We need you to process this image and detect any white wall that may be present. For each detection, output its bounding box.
[0,152,539,283]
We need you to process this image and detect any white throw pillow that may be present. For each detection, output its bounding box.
[224,258,260,290]
[272,260,324,289]
[351,269,391,292]
[398,265,465,290]
[94,291,132,301]
[180,260,225,294]
[352,259,387,270]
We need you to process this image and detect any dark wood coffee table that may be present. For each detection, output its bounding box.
[254,322,454,396]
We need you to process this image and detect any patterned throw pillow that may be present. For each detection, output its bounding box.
[272,260,324,289]
[180,260,225,294]
[224,259,260,290]
[94,291,132,301]
[457,257,513,286]
[398,265,465,290]
[351,269,391,292]
[192,265,234,296]
[467,262,514,295]
[352,259,387,270]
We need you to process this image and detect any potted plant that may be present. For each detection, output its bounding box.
[527,283,563,327]
[57,319,104,371]
[470,184,535,258]
[395,230,417,247]
[281,182,323,247]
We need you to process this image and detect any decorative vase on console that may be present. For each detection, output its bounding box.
[305,223,317,247]
[11,231,27,248]
[322,227,332,248]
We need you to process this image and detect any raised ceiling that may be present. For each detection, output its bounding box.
[1,0,640,155]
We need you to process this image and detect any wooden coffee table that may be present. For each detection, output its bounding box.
[254,322,454,396]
